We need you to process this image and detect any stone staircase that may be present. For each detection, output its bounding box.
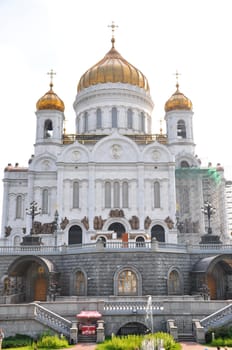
[201,303,232,331]
[33,302,72,337]
[178,333,196,342]
[78,334,97,343]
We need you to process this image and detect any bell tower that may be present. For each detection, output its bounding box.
[35,70,65,146]
[164,73,195,157]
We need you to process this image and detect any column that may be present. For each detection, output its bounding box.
[88,163,95,230]
[137,163,144,230]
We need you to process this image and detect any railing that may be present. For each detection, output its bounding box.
[63,133,167,145]
[200,303,232,330]
[0,241,232,255]
[103,300,164,314]
[33,302,72,337]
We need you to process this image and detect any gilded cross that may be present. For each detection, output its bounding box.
[108,21,119,38]
[47,69,56,87]
[173,70,181,88]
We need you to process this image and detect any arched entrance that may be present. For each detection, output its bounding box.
[69,225,82,244]
[108,222,126,239]
[136,236,145,247]
[151,225,165,242]
[117,322,147,335]
[6,256,57,303]
[192,255,232,300]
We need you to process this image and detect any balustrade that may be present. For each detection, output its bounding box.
[0,241,232,255]
[201,303,232,329]
[33,302,72,336]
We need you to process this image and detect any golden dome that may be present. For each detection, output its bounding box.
[77,38,149,92]
[36,82,65,112]
[165,83,192,112]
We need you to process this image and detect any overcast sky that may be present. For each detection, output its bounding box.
[0,0,232,224]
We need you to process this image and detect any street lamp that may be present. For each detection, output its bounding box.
[176,213,184,233]
[26,201,41,234]
[201,201,216,234]
[54,210,59,246]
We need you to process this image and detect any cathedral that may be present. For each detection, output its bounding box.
[0,30,228,248]
[0,25,232,340]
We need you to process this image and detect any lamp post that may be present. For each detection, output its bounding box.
[176,212,184,233]
[54,210,59,246]
[201,201,216,234]
[26,201,41,235]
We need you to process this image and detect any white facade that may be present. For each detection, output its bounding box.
[0,38,228,247]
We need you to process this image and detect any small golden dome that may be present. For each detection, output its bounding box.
[77,38,149,92]
[165,83,192,112]
[36,82,65,112]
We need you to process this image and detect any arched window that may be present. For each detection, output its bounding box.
[42,189,48,214]
[140,112,145,132]
[112,107,118,128]
[151,225,165,242]
[118,270,138,295]
[180,160,190,168]
[136,236,145,247]
[68,225,82,245]
[127,109,133,129]
[105,182,111,208]
[73,181,79,208]
[16,195,22,219]
[76,271,86,296]
[168,270,182,295]
[108,222,126,239]
[154,182,160,208]
[84,112,88,132]
[177,120,186,138]
[113,182,120,208]
[14,235,21,246]
[96,108,102,129]
[122,182,129,208]
[44,119,53,138]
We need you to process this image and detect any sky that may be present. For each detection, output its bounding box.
[0,0,232,224]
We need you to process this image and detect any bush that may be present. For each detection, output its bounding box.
[2,334,33,348]
[206,325,232,347]
[96,332,181,350]
[36,334,69,349]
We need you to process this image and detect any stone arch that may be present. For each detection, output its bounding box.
[44,119,53,138]
[117,321,148,336]
[177,119,186,138]
[96,236,107,247]
[7,256,56,302]
[108,222,126,239]
[180,160,190,168]
[167,267,184,295]
[103,216,130,234]
[142,141,174,163]
[68,225,82,245]
[192,254,232,300]
[135,236,145,247]
[13,235,21,246]
[114,266,142,296]
[151,224,165,242]
[92,132,140,163]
